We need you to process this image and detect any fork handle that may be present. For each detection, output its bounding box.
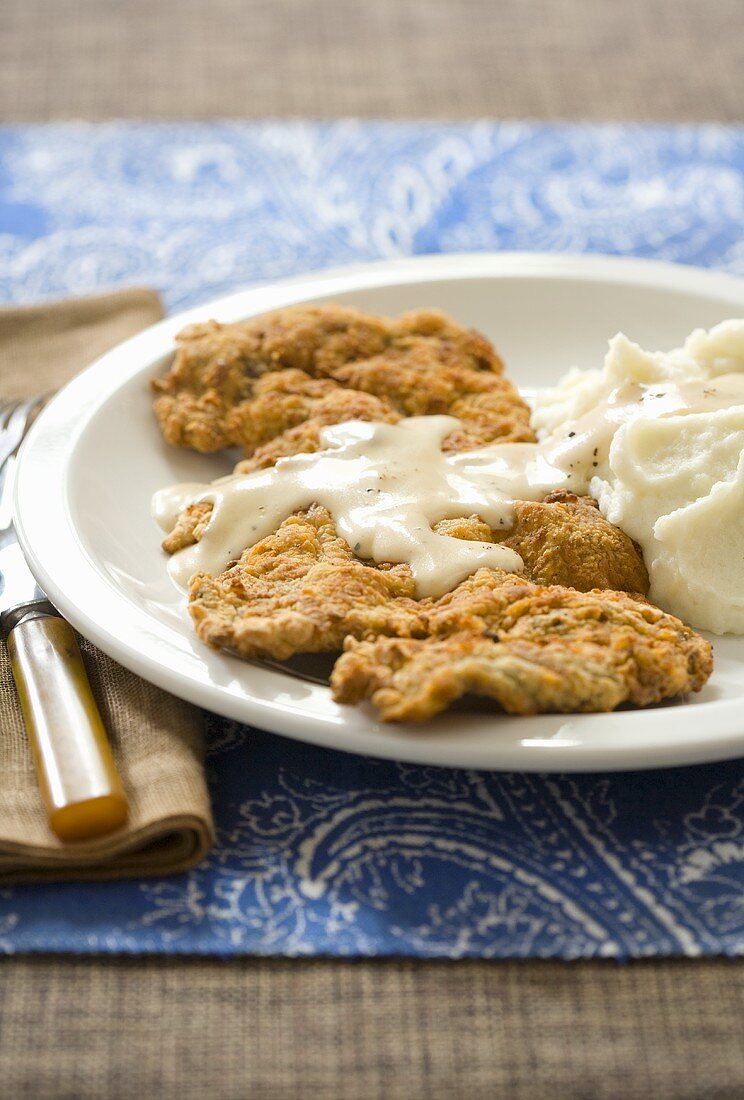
[5,602,129,842]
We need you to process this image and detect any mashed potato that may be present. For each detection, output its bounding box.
[533,320,744,634]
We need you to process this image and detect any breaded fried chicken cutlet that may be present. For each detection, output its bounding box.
[152,304,713,722]
[184,505,709,720]
[152,304,536,460]
[330,582,712,722]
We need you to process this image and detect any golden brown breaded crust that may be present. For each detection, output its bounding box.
[184,506,710,721]
[188,506,425,661]
[231,371,400,472]
[330,576,713,721]
[165,493,650,597]
[152,305,535,455]
[181,493,652,661]
[161,500,213,555]
[435,491,649,595]
[500,492,650,594]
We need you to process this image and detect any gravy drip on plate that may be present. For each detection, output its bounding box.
[153,373,744,598]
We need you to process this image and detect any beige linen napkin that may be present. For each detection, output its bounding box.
[0,288,214,881]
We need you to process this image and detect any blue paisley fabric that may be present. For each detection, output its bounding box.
[0,122,742,958]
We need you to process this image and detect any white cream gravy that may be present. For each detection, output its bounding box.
[153,373,744,598]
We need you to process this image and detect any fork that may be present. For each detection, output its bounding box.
[0,395,129,842]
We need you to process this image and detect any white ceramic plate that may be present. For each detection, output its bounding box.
[14,253,744,771]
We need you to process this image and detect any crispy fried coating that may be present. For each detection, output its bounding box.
[152,305,535,456]
[188,506,424,661]
[186,506,710,719]
[330,576,713,721]
[232,371,400,473]
[185,493,652,654]
[162,500,213,555]
[435,491,649,595]
[166,492,650,598]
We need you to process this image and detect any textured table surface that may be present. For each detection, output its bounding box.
[2,3,744,1098]
[0,956,742,1100]
[2,0,743,123]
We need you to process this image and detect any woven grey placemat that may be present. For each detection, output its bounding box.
[2,0,742,122]
[1,956,742,1099]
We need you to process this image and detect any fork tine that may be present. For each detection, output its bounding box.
[0,391,53,472]
[0,400,21,467]
[0,400,19,432]
[0,398,38,469]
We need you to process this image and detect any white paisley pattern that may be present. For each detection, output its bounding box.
[0,122,742,958]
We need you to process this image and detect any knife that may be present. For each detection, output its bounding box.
[0,447,129,842]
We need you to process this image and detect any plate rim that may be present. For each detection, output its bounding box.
[14,251,744,772]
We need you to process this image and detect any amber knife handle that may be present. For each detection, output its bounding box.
[3,600,129,842]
